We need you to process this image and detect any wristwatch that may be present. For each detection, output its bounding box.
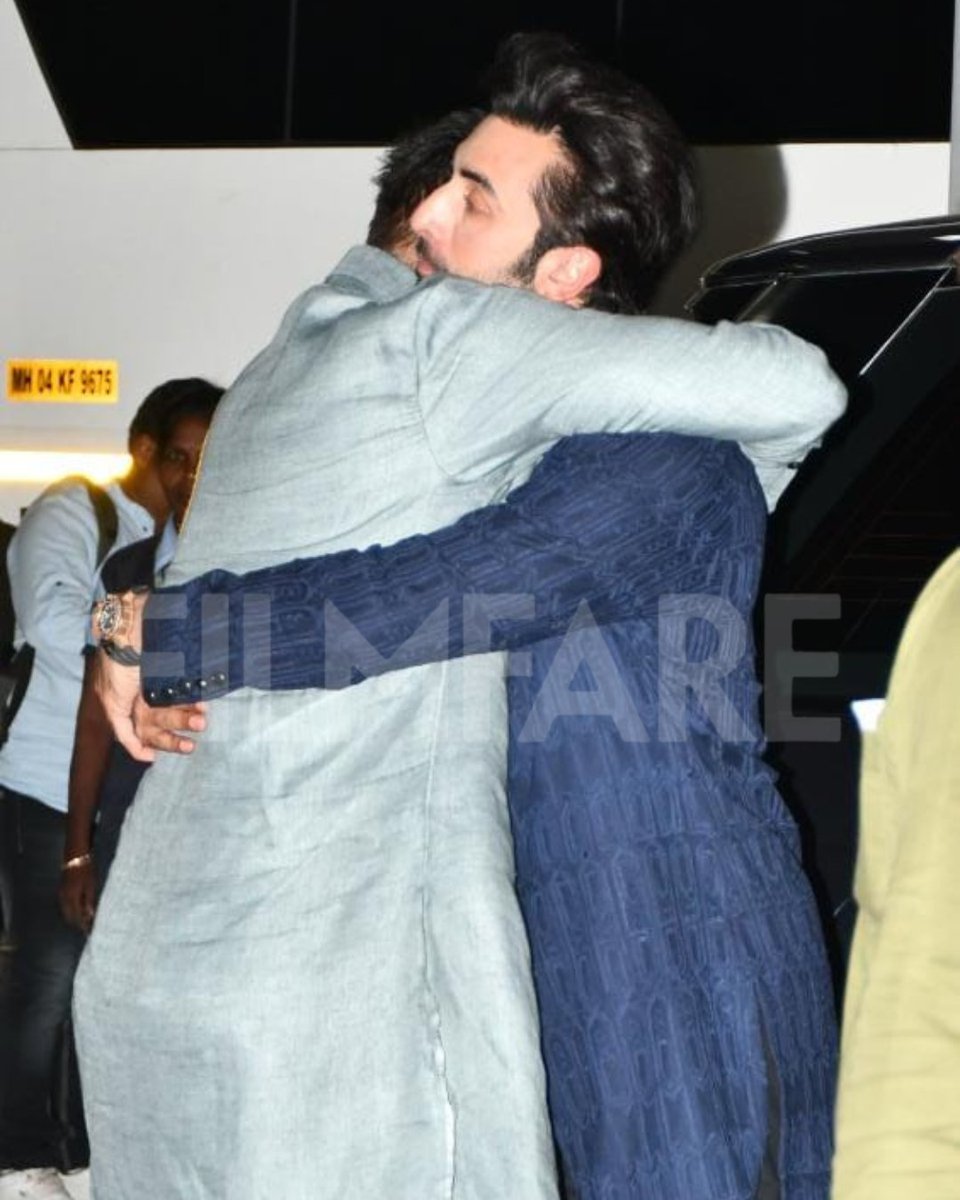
[92,593,125,640]
[91,592,143,667]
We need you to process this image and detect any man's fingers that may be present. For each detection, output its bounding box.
[59,867,98,933]
[59,888,82,930]
[144,727,198,755]
[165,702,208,732]
[113,714,157,763]
[133,696,207,754]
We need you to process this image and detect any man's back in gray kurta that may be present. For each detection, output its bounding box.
[74,246,844,1199]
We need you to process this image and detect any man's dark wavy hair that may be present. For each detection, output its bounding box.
[367,108,484,253]
[487,32,699,314]
[128,377,223,453]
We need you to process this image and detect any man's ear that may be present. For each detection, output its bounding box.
[129,433,158,469]
[532,245,602,307]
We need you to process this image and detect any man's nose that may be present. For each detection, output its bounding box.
[410,181,453,236]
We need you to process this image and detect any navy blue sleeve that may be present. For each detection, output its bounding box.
[141,434,762,704]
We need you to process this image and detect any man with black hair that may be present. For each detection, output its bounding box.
[366,108,484,262]
[0,378,219,1199]
[80,34,843,1200]
[132,53,840,1198]
[59,381,223,934]
[412,33,699,318]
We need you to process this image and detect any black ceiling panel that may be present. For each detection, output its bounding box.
[14,0,956,147]
[288,4,615,144]
[16,0,292,146]
[620,0,955,143]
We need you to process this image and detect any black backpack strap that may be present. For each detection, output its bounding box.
[0,519,17,657]
[54,475,120,575]
[0,642,34,748]
[80,479,119,572]
[0,478,120,748]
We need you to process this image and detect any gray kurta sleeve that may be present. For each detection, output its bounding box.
[414,276,846,508]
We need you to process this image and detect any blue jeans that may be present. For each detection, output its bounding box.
[0,788,88,1170]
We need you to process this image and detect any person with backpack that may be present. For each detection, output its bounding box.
[58,383,223,935]
[0,379,220,1200]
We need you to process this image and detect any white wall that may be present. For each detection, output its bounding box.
[653,142,951,314]
[1,146,382,433]
[0,0,952,520]
[0,0,69,148]
[0,146,382,517]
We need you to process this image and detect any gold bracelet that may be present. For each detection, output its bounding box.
[62,852,93,872]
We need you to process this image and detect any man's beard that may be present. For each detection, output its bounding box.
[412,235,539,288]
[504,241,539,288]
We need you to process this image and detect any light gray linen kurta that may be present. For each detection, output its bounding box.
[74,247,844,1200]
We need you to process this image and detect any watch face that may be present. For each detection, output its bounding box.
[97,595,122,639]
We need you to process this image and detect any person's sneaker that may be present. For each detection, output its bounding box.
[0,1169,74,1199]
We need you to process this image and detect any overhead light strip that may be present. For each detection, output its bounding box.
[0,451,130,484]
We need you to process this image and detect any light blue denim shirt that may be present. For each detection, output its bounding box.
[76,247,846,1200]
[0,479,159,811]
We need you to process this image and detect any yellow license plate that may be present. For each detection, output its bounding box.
[6,359,119,403]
